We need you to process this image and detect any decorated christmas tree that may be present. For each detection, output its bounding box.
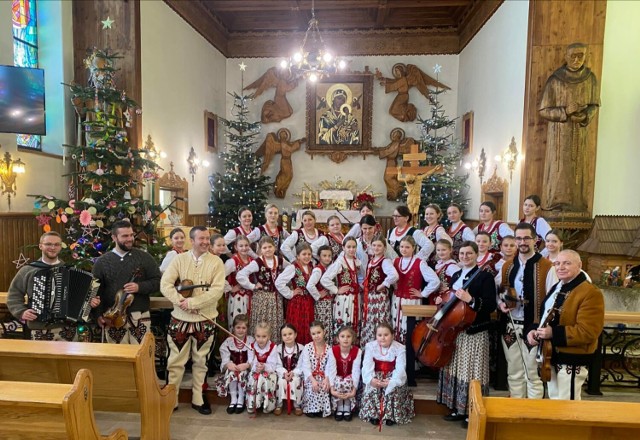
[416,66,469,217]
[31,48,164,270]
[210,64,271,231]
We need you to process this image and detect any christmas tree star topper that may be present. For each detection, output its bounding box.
[239,62,247,71]
[433,64,442,74]
[101,16,114,29]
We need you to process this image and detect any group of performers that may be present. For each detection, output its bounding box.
[6,194,604,428]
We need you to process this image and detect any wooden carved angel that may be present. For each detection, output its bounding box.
[244,67,299,124]
[375,63,450,122]
[256,128,306,198]
[378,128,416,200]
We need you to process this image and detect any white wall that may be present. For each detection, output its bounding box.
[226,55,458,216]
[593,0,640,215]
[457,0,529,223]
[140,0,227,215]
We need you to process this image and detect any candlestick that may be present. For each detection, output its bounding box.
[302,190,306,206]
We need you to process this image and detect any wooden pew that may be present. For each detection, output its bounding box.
[0,332,175,440]
[467,379,640,440]
[0,368,128,440]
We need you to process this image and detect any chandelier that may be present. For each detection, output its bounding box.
[279,0,345,82]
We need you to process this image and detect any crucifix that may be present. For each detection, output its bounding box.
[392,143,443,225]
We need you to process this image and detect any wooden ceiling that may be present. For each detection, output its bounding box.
[164,0,504,57]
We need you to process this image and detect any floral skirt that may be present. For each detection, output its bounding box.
[360,288,390,346]
[276,373,303,407]
[247,371,277,413]
[359,372,415,424]
[215,369,250,397]
[333,293,358,343]
[314,297,333,343]
[249,289,284,343]
[302,375,332,417]
[391,296,421,344]
[286,294,315,345]
[331,375,357,411]
[227,291,251,327]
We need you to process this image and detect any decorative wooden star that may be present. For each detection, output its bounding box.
[101,16,114,29]
[13,253,30,269]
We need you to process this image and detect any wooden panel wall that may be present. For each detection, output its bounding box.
[520,0,606,219]
[72,0,142,149]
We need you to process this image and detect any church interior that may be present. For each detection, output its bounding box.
[1,1,640,439]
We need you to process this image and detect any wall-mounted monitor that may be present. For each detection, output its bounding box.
[0,65,46,136]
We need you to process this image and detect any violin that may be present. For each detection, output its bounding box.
[103,268,142,329]
[175,278,211,298]
[537,306,559,382]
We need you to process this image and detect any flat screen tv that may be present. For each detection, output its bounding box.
[0,65,46,136]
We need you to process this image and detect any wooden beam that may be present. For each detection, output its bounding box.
[458,0,504,50]
[164,0,230,56]
[376,0,389,28]
[206,0,472,12]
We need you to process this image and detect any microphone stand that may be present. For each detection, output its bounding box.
[141,197,183,242]
[335,207,354,226]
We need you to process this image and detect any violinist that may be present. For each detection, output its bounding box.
[526,250,604,400]
[435,241,496,429]
[93,220,161,344]
[160,226,226,414]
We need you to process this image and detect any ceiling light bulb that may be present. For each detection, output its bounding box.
[309,73,318,82]
[338,60,346,69]
[293,52,303,63]
[280,59,288,69]
[323,52,332,63]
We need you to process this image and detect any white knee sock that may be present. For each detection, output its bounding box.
[229,381,238,405]
[237,385,245,406]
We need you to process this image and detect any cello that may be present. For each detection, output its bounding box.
[411,266,483,368]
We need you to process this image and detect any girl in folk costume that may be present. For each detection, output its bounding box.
[360,235,399,346]
[346,202,382,238]
[311,215,344,261]
[247,321,279,414]
[275,243,315,345]
[307,245,334,343]
[475,232,502,277]
[360,323,415,427]
[356,215,398,267]
[387,205,434,261]
[237,237,289,343]
[274,324,304,416]
[216,314,255,414]
[281,210,323,263]
[494,236,517,286]
[257,204,289,257]
[300,321,335,417]
[391,236,440,344]
[210,234,231,368]
[436,241,497,428]
[434,239,460,305]
[472,201,514,252]
[160,228,186,272]
[327,326,362,422]
[541,229,563,262]
[321,237,363,339]
[224,206,259,258]
[423,204,453,269]
[521,195,551,252]
[446,203,476,261]
[224,236,254,326]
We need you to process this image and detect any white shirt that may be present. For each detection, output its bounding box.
[300,342,336,381]
[361,340,406,395]
[307,266,329,301]
[448,221,476,241]
[394,256,440,298]
[280,229,322,262]
[387,227,434,261]
[320,256,363,294]
[275,343,304,378]
[275,263,313,299]
[327,346,363,389]
[219,335,255,372]
[251,340,279,373]
[236,258,291,291]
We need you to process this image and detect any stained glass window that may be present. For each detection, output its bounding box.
[12,0,41,150]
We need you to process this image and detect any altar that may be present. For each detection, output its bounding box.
[293,209,361,229]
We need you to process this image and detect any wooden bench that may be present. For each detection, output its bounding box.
[0,368,128,440]
[466,379,640,440]
[0,332,175,440]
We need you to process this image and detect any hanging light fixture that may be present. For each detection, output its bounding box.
[279,0,346,82]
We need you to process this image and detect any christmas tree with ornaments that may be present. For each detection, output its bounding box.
[31,48,164,270]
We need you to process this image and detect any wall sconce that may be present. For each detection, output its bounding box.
[494,137,519,182]
[0,144,26,208]
[142,134,167,161]
[187,146,210,182]
[464,147,487,183]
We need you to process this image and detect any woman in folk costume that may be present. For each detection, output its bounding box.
[216,314,255,414]
[433,239,460,305]
[159,227,186,272]
[300,321,336,418]
[311,215,344,261]
[446,203,475,261]
[475,231,503,277]
[275,243,315,345]
[327,326,362,422]
[359,322,415,428]
[387,205,434,261]
[257,204,289,257]
[521,195,551,252]
[355,215,398,267]
[306,245,335,343]
[237,236,289,343]
[223,206,260,257]
[360,235,398,346]
[346,202,382,238]
[422,204,453,269]
[541,229,563,262]
[472,201,514,252]
[436,241,497,429]
[281,210,323,263]
[274,324,304,416]
[320,236,363,340]
[391,236,440,344]
[247,321,279,414]
[224,235,254,326]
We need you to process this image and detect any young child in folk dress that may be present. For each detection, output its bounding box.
[300,321,336,418]
[274,323,304,416]
[159,227,186,272]
[257,204,290,257]
[360,236,398,346]
[433,239,460,305]
[224,236,254,326]
[311,215,344,261]
[360,323,415,427]
[446,203,476,261]
[216,314,254,414]
[391,236,440,344]
[246,321,279,414]
[494,235,517,286]
[275,243,315,345]
[422,204,453,269]
[307,245,334,343]
[321,237,362,340]
[473,201,514,252]
[475,232,502,277]
[237,237,289,343]
[327,326,362,422]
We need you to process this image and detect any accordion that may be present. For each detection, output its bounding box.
[29,266,98,324]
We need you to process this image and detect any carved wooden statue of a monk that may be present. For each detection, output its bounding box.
[539,43,599,211]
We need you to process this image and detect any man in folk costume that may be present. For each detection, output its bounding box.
[161,226,225,414]
[527,250,604,400]
[496,223,557,399]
